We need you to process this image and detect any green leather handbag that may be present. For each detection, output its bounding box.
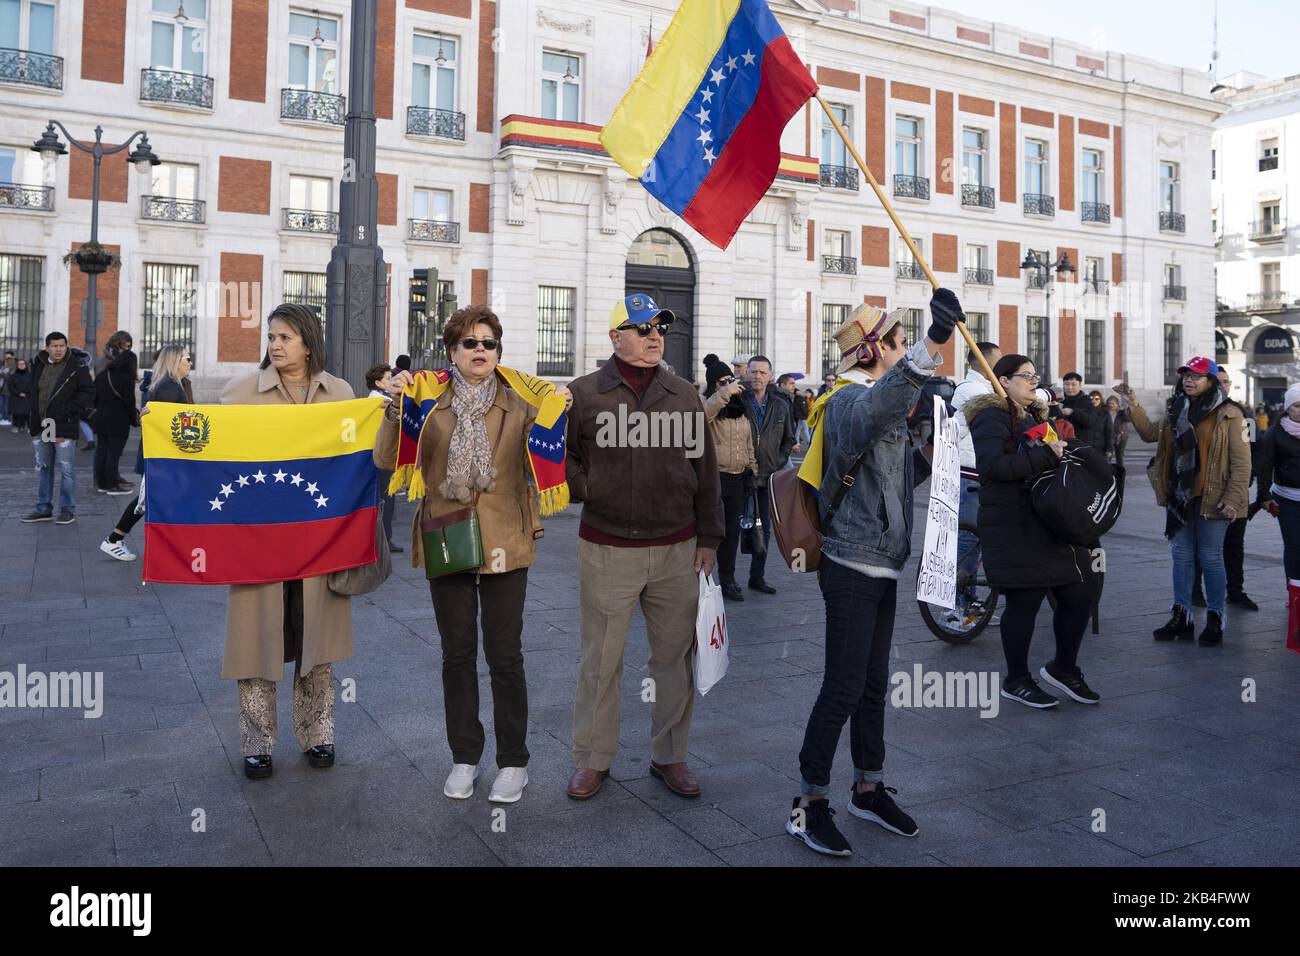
[421,506,484,579]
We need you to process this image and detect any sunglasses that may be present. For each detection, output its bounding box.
[459,337,499,352]
[617,322,670,338]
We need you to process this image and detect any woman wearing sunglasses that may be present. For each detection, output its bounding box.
[375,305,570,805]
[965,355,1099,709]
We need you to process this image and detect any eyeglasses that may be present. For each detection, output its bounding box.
[1181,372,1207,382]
[1011,372,1040,384]
[459,337,499,352]
[617,323,670,338]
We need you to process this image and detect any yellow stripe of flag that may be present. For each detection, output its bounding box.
[142,398,385,462]
[600,0,742,179]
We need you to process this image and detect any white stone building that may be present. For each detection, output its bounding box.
[0,0,1222,401]
[1213,70,1300,411]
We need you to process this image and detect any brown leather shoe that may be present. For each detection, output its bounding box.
[566,767,609,800]
[649,760,701,798]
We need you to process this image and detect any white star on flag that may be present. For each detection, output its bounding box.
[710,67,725,85]
[209,497,224,511]
[742,50,756,65]
[725,55,738,71]
[701,89,714,103]
[694,107,710,124]
[290,473,303,486]
[237,475,249,487]
[315,495,329,508]
[305,482,319,495]
[703,147,717,164]
[273,470,287,482]
[252,470,266,483]
[697,128,713,145]
[219,483,234,497]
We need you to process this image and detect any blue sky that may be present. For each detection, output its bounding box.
[930,0,1299,83]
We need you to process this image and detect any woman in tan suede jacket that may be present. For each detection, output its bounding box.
[702,353,758,601]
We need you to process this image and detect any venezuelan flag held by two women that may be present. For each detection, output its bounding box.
[600,0,819,250]
[140,398,386,585]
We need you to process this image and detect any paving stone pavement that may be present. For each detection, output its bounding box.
[1,427,1295,866]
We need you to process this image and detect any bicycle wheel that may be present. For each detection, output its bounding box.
[917,523,1000,644]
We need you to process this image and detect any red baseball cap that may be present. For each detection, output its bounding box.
[1176,356,1219,376]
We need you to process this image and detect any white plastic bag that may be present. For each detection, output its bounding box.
[693,571,729,695]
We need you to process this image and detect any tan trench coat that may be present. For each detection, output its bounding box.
[373,381,543,572]
[219,365,357,681]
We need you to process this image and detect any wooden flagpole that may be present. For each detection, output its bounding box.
[815,93,1006,398]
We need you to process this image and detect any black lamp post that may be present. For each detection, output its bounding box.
[1020,249,1075,331]
[32,122,160,358]
[325,0,387,394]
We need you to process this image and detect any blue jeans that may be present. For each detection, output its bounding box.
[79,419,94,444]
[956,480,981,591]
[34,437,77,514]
[0,392,8,420]
[1171,505,1228,615]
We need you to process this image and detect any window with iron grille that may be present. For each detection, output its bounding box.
[283,271,327,320]
[965,311,988,346]
[734,298,764,358]
[536,285,575,376]
[1026,315,1050,383]
[0,253,44,358]
[903,308,924,346]
[1163,324,1182,385]
[1084,319,1105,383]
[821,302,848,377]
[407,276,454,371]
[142,262,198,366]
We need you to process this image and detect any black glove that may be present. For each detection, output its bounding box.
[927,288,964,345]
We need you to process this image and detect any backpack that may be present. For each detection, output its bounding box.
[768,447,869,573]
[1028,443,1125,545]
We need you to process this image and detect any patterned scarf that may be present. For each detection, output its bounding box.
[440,366,498,504]
[1166,385,1224,536]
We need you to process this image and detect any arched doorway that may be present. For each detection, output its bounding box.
[625,229,696,379]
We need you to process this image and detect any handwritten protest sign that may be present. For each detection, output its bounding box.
[916,395,961,609]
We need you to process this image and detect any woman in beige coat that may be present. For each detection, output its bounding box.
[702,354,757,602]
[375,304,570,804]
[220,303,355,779]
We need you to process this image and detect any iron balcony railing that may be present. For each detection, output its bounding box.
[1163,285,1187,301]
[140,68,214,109]
[1027,271,1049,290]
[281,88,345,126]
[1249,219,1286,242]
[1248,291,1287,311]
[964,267,993,286]
[893,174,929,200]
[1259,156,1279,172]
[281,208,338,233]
[1085,278,1110,295]
[0,182,54,211]
[408,219,461,243]
[961,183,995,208]
[1082,201,1111,224]
[1023,193,1055,217]
[1159,210,1186,233]
[820,164,859,190]
[406,106,466,141]
[141,195,205,223]
[896,262,927,281]
[0,48,63,89]
[823,255,857,275]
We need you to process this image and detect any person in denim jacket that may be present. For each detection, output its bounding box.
[785,288,962,859]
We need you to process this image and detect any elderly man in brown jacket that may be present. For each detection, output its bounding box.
[564,294,724,801]
[221,304,355,780]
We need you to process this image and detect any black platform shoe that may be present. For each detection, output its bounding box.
[1153,606,1194,641]
[1198,611,1224,646]
[243,755,273,779]
[306,744,335,768]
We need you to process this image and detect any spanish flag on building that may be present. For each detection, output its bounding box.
[141,399,386,585]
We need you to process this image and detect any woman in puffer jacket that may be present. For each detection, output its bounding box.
[967,354,1099,710]
[702,354,758,602]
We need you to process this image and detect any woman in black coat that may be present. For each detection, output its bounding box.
[6,359,33,432]
[966,354,1099,710]
[92,331,139,494]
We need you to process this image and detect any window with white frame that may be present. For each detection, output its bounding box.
[961,128,987,186]
[1024,138,1049,195]
[0,144,44,186]
[1082,149,1104,206]
[965,312,988,347]
[903,309,924,345]
[1084,320,1105,383]
[1164,263,1182,297]
[824,229,850,259]
[151,162,198,200]
[536,285,575,376]
[1159,162,1180,214]
[822,105,850,167]
[1085,256,1104,291]
[0,0,55,54]
[965,244,988,271]
[895,116,922,177]
[540,49,581,122]
[1259,138,1279,172]
[1261,261,1280,293]
[149,0,205,73]
[413,187,453,222]
[288,9,339,94]
[289,174,333,212]
[412,33,456,112]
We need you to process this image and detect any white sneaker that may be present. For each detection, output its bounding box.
[443,763,480,799]
[488,766,529,803]
[100,539,137,562]
[0,419,10,426]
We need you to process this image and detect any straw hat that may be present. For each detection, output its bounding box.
[832,303,907,375]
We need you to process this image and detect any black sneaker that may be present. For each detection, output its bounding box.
[1227,592,1259,612]
[1000,675,1059,709]
[1039,661,1101,704]
[55,511,75,525]
[21,510,53,523]
[786,797,852,857]
[1198,610,1224,646]
[848,783,919,837]
[748,579,777,595]
[1153,605,1194,641]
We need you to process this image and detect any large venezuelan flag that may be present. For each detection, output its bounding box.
[141,398,386,585]
[600,0,818,249]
